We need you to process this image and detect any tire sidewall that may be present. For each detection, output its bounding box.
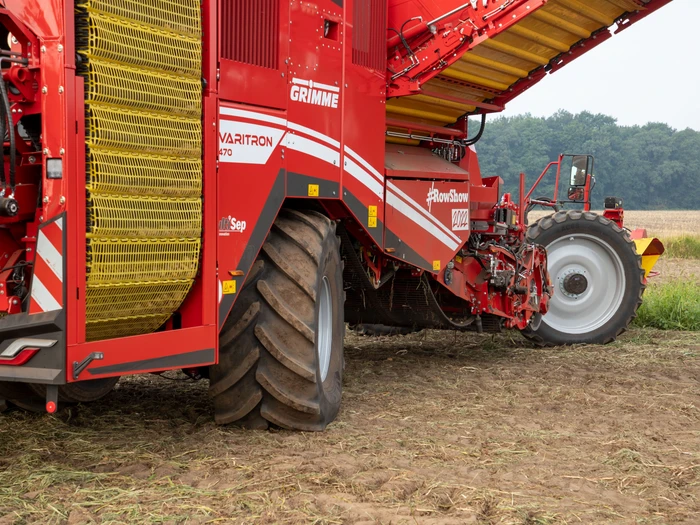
[314,233,344,422]
[532,215,643,345]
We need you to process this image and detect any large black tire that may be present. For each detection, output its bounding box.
[349,324,420,337]
[209,209,344,431]
[522,210,645,346]
[0,377,119,413]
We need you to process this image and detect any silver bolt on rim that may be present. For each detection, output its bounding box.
[317,276,333,382]
[543,234,626,335]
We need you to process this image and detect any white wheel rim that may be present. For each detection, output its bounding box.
[317,276,333,382]
[543,234,626,335]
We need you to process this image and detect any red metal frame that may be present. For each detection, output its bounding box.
[0,0,673,392]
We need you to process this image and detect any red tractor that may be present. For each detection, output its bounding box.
[0,0,668,429]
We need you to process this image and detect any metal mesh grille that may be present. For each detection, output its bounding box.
[77,0,202,341]
[221,0,279,70]
[86,195,202,238]
[87,238,201,283]
[77,11,201,76]
[77,0,201,37]
[83,59,202,117]
[85,106,201,156]
[352,0,387,71]
[86,147,202,198]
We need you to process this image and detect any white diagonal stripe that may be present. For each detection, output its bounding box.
[345,158,384,199]
[344,146,384,183]
[55,217,63,230]
[36,231,63,282]
[387,191,460,251]
[387,181,463,245]
[288,122,340,149]
[30,276,61,312]
[220,107,288,127]
[285,134,340,166]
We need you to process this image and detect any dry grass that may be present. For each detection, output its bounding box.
[1,328,699,524]
[622,210,700,239]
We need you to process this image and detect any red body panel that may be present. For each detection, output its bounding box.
[0,0,674,386]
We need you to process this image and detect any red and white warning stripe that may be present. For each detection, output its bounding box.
[29,217,64,314]
[218,108,464,251]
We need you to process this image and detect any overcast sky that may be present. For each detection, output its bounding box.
[500,0,699,131]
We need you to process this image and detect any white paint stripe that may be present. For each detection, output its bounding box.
[31,276,61,312]
[345,158,384,199]
[387,191,460,251]
[387,181,463,245]
[217,110,460,242]
[344,146,384,183]
[36,232,63,283]
[219,107,287,127]
[55,217,63,231]
[285,134,340,166]
[288,122,340,149]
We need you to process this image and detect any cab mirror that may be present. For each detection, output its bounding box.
[568,186,585,202]
[569,155,588,187]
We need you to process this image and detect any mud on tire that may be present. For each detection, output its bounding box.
[209,209,344,431]
[522,210,645,346]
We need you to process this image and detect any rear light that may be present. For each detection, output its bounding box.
[0,348,39,366]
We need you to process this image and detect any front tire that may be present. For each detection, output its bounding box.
[523,210,645,346]
[209,209,344,431]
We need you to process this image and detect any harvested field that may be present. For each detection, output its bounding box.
[622,211,700,239]
[1,325,699,524]
[1,213,699,524]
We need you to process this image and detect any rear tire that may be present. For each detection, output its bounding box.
[209,209,344,431]
[522,210,645,346]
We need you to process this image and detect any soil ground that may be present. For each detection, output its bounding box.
[1,326,699,524]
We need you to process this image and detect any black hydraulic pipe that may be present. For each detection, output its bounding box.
[0,58,17,195]
[465,113,487,146]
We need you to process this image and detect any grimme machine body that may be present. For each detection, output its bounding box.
[0,0,669,429]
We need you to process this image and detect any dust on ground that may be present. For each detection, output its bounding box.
[652,257,700,286]
[1,327,698,524]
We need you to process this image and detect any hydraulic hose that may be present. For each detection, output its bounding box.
[465,113,486,146]
[0,58,16,196]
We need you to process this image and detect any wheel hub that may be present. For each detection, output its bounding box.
[561,271,588,296]
[543,234,626,334]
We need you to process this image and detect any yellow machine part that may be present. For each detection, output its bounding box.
[634,237,665,278]
[77,0,202,342]
[387,0,642,130]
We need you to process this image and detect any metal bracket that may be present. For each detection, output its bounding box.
[45,385,58,414]
[73,352,104,380]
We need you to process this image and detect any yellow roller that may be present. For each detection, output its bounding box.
[77,0,202,342]
[390,0,645,136]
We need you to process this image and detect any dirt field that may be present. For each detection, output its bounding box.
[1,324,699,524]
[1,214,699,525]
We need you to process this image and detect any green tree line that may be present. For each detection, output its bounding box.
[473,111,700,210]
